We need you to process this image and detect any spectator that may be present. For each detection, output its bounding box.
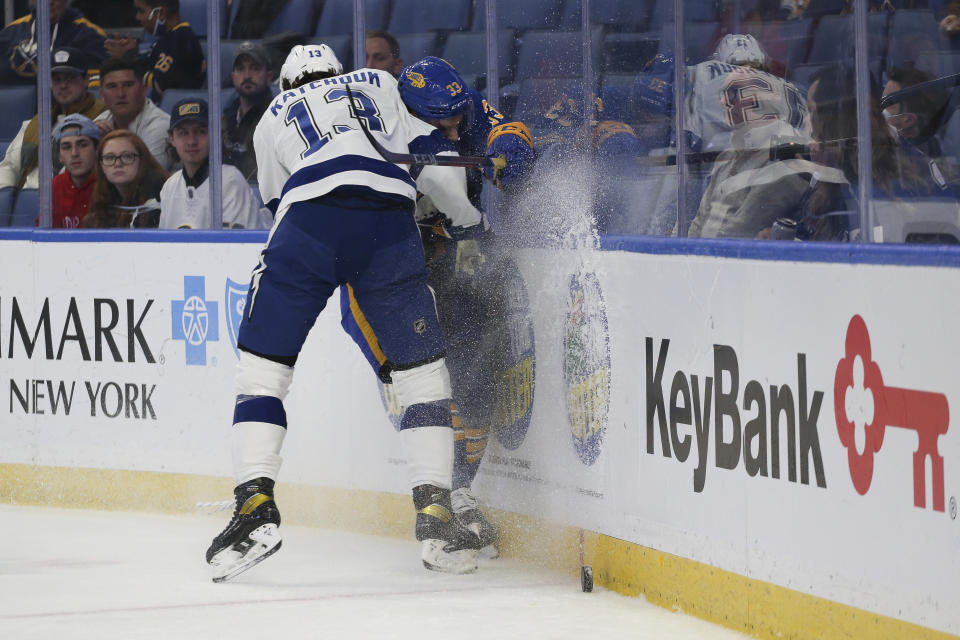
[94,54,173,170]
[366,29,403,76]
[228,0,289,39]
[83,128,169,227]
[48,113,101,228]
[222,42,275,182]
[103,0,205,102]
[0,0,107,85]
[159,98,270,229]
[798,64,951,240]
[0,47,106,190]
[883,66,949,157]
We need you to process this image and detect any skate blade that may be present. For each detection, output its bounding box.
[209,524,282,583]
[421,539,478,574]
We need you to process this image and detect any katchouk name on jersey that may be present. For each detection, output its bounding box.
[270,71,383,116]
[0,297,156,363]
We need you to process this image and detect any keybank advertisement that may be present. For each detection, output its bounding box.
[473,247,958,636]
[0,239,403,490]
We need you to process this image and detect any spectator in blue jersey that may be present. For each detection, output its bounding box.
[103,0,205,102]
[0,0,107,85]
[222,42,275,183]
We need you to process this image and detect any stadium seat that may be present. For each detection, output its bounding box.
[599,74,637,122]
[559,0,651,32]
[0,187,14,227]
[658,22,721,64]
[471,0,565,32]
[388,0,471,34]
[514,28,602,81]
[0,86,36,140]
[788,62,825,92]
[269,0,320,36]
[441,30,516,84]
[9,188,37,227]
[314,0,390,36]
[651,0,719,30]
[601,32,659,74]
[159,88,207,114]
[179,0,207,37]
[309,34,352,69]
[394,32,442,65]
[805,14,849,64]
[888,10,942,70]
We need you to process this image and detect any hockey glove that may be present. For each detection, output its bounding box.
[484,122,536,190]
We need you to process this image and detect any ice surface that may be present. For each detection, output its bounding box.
[0,505,751,639]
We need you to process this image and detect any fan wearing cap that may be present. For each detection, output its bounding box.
[222,42,275,182]
[0,0,107,84]
[0,46,106,193]
[47,113,101,228]
[159,98,270,230]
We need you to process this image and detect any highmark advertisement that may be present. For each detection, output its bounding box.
[1,237,957,635]
[0,238,402,489]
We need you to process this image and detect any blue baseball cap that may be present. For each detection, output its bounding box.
[53,113,101,145]
[169,98,209,131]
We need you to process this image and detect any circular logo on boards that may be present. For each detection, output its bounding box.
[491,258,536,450]
[563,269,610,466]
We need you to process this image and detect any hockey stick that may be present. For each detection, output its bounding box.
[344,83,506,171]
[880,72,960,111]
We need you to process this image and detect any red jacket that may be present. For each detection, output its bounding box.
[48,172,95,228]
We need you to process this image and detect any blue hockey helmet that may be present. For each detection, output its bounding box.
[397,56,473,121]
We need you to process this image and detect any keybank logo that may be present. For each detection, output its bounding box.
[834,315,950,511]
[645,338,827,493]
[171,276,219,366]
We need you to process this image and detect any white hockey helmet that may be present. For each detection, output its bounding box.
[714,34,767,69]
[279,44,343,90]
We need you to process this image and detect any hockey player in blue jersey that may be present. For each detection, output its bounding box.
[205,44,485,581]
[340,57,537,557]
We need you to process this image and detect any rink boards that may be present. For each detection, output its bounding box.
[0,230,958,640]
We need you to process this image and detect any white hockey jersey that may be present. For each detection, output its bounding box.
[685,61,809,150]
[253,69,482,229]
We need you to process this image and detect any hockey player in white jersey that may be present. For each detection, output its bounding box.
[636,34,845,237]
[205,44,483,581]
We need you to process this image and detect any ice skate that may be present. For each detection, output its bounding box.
[206,477,282,583]
[452,487,500,559]
[414,484,478,574]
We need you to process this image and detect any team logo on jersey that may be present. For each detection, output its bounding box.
[413,318,426,334]
[405,70,426,89]
[171,276,219,366]
[225,278,249,359]
[492,258,536,451]
[563,269,610,466]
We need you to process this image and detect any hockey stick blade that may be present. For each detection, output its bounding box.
[344,83,499,169]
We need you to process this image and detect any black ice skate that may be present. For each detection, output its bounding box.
[413,484,478,574]
[452,487,500,559]
[206,477,282,583]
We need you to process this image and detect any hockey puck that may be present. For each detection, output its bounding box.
[581,565,593,592]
